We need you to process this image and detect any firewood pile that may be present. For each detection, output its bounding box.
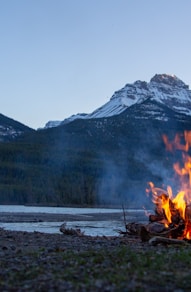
[122,131,191,246]
[122,193,191,246]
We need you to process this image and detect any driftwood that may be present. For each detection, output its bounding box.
[60,223,84,236]
[149,236,189,246]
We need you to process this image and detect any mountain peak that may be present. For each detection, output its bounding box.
[150,74,188,89]
[43,73,191,128]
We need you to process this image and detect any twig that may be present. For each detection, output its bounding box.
[122,203,128,233]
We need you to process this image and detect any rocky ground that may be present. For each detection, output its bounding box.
[0,222,142,291]
[0,212,191,291]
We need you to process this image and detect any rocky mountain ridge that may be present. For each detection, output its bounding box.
[45,74,191,128]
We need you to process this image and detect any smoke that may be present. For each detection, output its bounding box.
[97,158,124,206]
[135,132,183,201]
[96,152,152,208]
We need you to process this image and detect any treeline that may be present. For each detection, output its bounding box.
[0,139,163,208]
[0,115,183,207]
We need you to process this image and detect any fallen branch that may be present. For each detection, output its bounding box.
[149,236,189,246]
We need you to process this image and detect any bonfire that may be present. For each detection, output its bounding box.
[126,130,191,245]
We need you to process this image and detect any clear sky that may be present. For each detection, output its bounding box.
[0,0,191,129]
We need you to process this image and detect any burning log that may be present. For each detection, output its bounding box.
[149,214,164,223]
[150,193,182,225]
[185,204,191,221]
[146,222,167,234]
[121,194,191,243]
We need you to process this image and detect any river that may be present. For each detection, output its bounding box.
[0,205,147,236]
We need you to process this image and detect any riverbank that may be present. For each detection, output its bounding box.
[0,228,138,291]
[0,209,148,236]
[1,228,191,291]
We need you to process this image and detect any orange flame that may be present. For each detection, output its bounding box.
[149,131,191,239]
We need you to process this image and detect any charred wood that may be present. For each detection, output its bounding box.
[125,222,144,236]
[139,223,185,242]
[149,214,165,223]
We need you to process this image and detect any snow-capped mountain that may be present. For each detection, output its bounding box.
[44,74,191,128]
[44,114,88,128]
[2,74,191,206]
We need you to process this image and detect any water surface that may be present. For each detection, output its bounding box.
[0,205,146,236]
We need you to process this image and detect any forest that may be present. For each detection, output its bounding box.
[0,106,190,207]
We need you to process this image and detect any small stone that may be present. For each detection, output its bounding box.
[2,246,8,250]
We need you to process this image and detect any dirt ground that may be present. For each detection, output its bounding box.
[0,212,191,291]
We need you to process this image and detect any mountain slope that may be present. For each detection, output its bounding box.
[1,73,191,207]
[44,74,191,128]
[3,96,191,207]
[0,113,34,142]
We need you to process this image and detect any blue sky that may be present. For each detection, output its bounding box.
[0,0,191,129]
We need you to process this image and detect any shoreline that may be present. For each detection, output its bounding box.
[0,227,126,251]
[0,226,142,291]
[0,211,147,236]
[0,210,146,223]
